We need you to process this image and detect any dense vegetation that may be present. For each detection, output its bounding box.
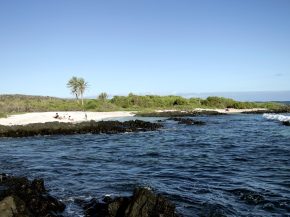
[110,94,283,110]
[0,94,286,117]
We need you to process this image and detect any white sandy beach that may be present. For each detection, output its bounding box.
[0,111,136,126]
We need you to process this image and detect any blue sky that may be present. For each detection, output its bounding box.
[0,0,289,100]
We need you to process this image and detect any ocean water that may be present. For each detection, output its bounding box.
[0,114,290,217]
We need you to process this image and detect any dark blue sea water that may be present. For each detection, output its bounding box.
[1,114,290,217]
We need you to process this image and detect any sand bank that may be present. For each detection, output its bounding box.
[0,111,135,126]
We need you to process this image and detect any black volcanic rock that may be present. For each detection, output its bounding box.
[0,174,65,217]
[169,117,206,125]
[79,187,180,217]
[242,107,290,114]
[0,120,163,137]
[229,189,266,205]
[282,121,290,126]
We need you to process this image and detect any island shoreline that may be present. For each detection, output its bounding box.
[0,108,273,126]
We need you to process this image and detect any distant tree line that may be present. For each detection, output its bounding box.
[0,93,286,115]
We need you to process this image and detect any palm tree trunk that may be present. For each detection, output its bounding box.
[75,93,79,104]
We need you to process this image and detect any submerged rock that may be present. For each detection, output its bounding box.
[169,117,206,125]
[79,187,180,217]
[229,188,290,213]
[229,188,265,205]
[0,120,163,137]
[0,174,65,217]
[200,203,233,217]
[282,121,290,126]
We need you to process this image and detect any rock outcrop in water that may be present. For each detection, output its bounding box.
[282,121,290,126]
[229,189,265,205]
[0,174,65,217]
[78,187,180,217]
[0,120,162,137]
[229,188,290,213]
[169,117,206,125]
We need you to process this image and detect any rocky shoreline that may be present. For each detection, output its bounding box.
[137,107,290,117]
[137,110,225,117]
[0,174,180,217]
[241,107,290,114]
[0,120,162,138]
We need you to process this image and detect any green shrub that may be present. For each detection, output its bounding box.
[111,96,132,108]
[95,102,120,112]
[259,102,283,110]
[0,113,7,118]
[85,100,99,110]
[98,92,108,101]
[201,96,234,108]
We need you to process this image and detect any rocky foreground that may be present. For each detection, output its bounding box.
[0,174,65,217]
[0,174,180,217]
[0,120,162,137]
[78,187,180,217]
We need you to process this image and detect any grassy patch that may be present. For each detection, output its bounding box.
[0,112,7,118]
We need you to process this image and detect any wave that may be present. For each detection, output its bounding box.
[263,113,290,122]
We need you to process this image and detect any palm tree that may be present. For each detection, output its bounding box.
[98,92,108,101]
[67,76,80,103]
[67,76,88,106]
[77,78,88,106]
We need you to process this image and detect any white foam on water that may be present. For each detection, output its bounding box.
[263,113,290,122]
